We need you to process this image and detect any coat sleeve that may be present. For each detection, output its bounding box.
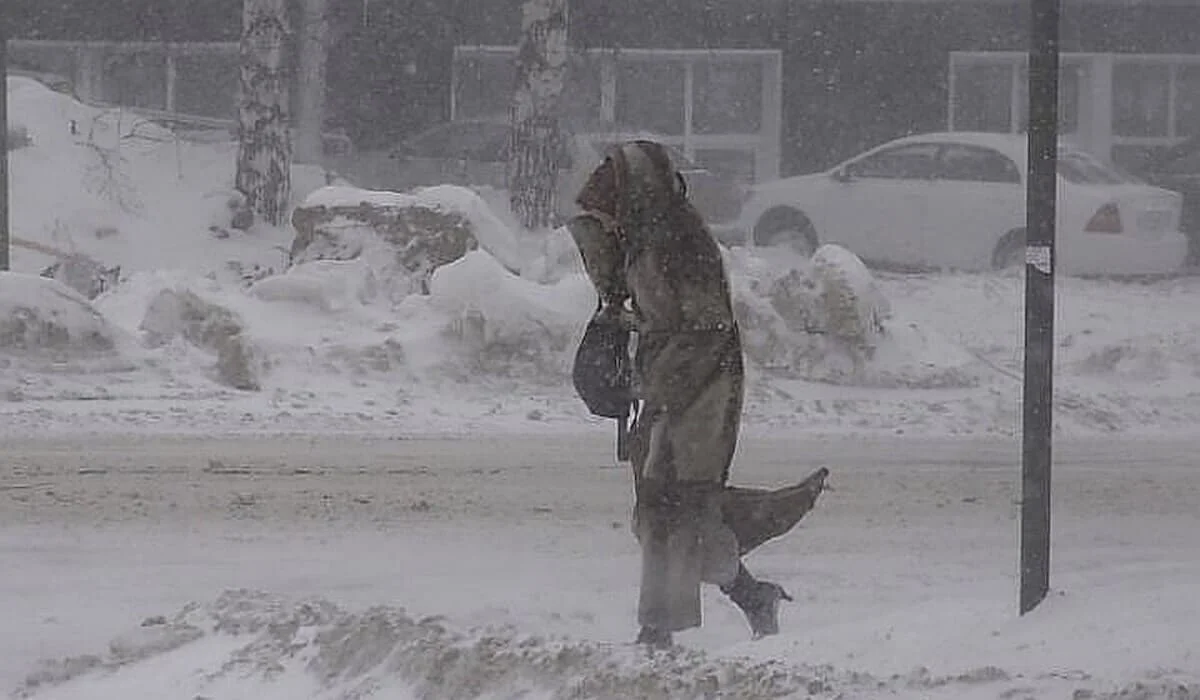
[566,214,626,305]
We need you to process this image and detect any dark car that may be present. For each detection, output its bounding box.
[1139,136,1200,265]
[329,119,745,229]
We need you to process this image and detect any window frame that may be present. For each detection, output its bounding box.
[935,144,1023,184]
[843,143,943,181]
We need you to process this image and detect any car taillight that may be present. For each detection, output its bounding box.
[1085,203,1123,234]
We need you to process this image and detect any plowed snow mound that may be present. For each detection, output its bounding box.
[15,589,846,700]
[16,590,1200,700]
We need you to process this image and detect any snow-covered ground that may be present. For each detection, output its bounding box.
[4,76,1200,699]
[3,433,1198,699]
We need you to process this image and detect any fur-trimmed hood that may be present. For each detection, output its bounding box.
[575,139,691,250]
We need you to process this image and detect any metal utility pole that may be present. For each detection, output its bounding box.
[1,18,10,272]
[1020,0,1060,616]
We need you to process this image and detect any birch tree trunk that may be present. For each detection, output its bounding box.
[235,0,292,228]
[508,0,569,232]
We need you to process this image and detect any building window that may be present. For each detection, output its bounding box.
[175,53,239,119]
[1113,62,1171,138]
[563,53,604,130]
[453,55,514,121]
[951,64,1013,132]
[616,60,685,136]
[693,59,763,135]
[1175,65,1200,139]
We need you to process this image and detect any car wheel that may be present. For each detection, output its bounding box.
[991,229,1026,271]
[752,207,818,257]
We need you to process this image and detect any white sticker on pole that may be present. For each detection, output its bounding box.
[1026,245,1052,274]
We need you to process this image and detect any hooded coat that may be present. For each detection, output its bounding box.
[569,141,829,637]
[569,141,747,632]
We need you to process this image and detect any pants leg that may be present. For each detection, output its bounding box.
[628,391,743,635]
[635,479,739,633]
[635,482,700,633]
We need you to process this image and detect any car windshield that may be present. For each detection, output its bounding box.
[1057,150,1144,186]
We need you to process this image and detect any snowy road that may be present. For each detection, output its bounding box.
[3,432,1198,698]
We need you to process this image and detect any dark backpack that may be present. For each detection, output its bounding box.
[572,307,633,419]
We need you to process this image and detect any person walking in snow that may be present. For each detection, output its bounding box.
[566,140,827,648]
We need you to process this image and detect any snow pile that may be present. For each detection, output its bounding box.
[0,272,137,382]
[0,273,118,356]
[97,268,402,392]
[0,273,147,403]
[15,588,1200,700]
[428,250,595,380]
[234,184,913,388]
[5,75,326,282]
[139,286,263,390]
[14,589,840,700]
[297,185,526,275]
[40,253,122,300]
[727,245,977,389]
[518,224,587,285]
[249,258,381,313]
[810,244,889,353]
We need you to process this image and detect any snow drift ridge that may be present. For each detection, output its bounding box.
[17,590,1200,700]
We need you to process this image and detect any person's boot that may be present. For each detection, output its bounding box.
[636,625,673,649]
[721,565,794,639]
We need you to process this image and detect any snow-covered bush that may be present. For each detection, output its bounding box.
[40,254,122,300]
[726,245,884,377]
[725,244,974,388]
[139,288,262,391]
[810,244,891,359]
[0,272,125,363]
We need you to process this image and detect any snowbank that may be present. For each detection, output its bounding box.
[16,590,842,700]
[276,186,920,388]
[0,273,140,402]
[0,273,118,356]
[726,245,977,388]
[249,259,380,313]
[428,250,595,379]
[139,287,263,391]
[15,586,1200,700]
[6,75,327,283]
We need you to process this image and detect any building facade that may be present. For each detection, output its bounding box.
[11,0,1199,176]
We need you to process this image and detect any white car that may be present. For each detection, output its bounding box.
[741,132,1187,276]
